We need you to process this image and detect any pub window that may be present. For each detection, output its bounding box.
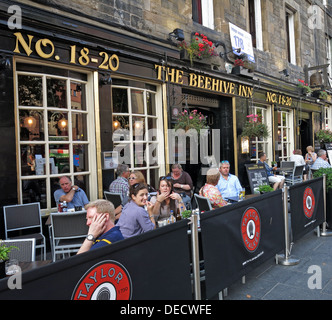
[112,83,164,190]
[325,106,330,130]
[276,110,291,162]
[250,106,269,162]
[192,0,214,29]
[286,8,296,65]
[16,66,94,212]
[327,37,332,79]
[248,0,263,50]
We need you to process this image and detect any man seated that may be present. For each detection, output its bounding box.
[109,164,130,206]
[258,152,285,190]
[77,199,124,254]
[216,160,242,200]
[311,149,331,170]
[54,176,89,210]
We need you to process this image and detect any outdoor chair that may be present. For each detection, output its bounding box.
[104,191,123,208]
[2,238,36,262]
[284,165,305,185]
[50,211,88,262]
[194,194,213,212]
[3,202,46,260]
[280,161,295,175]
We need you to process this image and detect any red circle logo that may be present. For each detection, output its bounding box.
[72,260,132,300]
[241,208,261,252]
[303,187,315,219]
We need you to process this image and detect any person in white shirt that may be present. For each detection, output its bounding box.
[290,149,307,180]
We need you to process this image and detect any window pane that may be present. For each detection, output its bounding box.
[22,179,47,209]
[134,143,147,167]
[47,78,67,109]
[113,88,128,113]
[49,144,70,174]
[148,143,159,166]
[20,144,45,176]
[113,116,130,141]
[73,144,89,172]
[72,113,87,141]
[71,82,86,111]
[48,111,69,141]
[75,175,89,195]
[114,143,131,165]
[149,168,159,190]
[18,75,43,107]
[19,110,44,141]
[131,89,144,114]
[133,117,145,141]
[147,92,156,115]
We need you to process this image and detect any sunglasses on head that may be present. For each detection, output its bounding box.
[159,176,171,181]
[221,160,230,165]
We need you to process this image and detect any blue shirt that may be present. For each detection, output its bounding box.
[217,173,242,199]
[54,187,89,209]
[117,201,154,239]
[90,226,124,250]
[311,157,331,170]
[258,160,273,177]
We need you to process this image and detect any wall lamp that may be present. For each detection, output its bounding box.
[216,43,242,63]
[0,56,11,71]
[99,74,112,86]
[169,28,185,41]
[279,69,289,77]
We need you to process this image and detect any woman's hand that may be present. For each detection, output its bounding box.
[169,192,182,202]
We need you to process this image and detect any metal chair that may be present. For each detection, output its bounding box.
[284,165,305,185]
[50,211,88,262]
[2,239,36,262]
[194,194,213,212]
[104,191,122,208]
[3,203,46,260]
[280,161,295,175]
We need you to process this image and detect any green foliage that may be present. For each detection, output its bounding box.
[174,109,208,133]
[258,184,274,193]
[181,210,192,219]
[0,241,18,261]
[315,129,332,143]
[313,168,332,191]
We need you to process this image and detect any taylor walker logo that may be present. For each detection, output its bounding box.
[303,187,315,219]
[241,207,261,253]
[72,260,132,300]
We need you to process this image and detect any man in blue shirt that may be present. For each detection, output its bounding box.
[54,176,89,210]
[258,152,285,190]
[311,149,331,170]
[217,160,243,200]
[77,199,124,254]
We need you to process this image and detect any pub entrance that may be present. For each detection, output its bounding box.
[175,90,234,193]
[299,113,312,156]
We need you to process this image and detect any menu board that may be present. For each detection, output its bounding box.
[245,163,269,194]
[325,143,332,165]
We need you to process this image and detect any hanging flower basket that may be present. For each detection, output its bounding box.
[297,79,312,96]
[174,109,209,135]
[241,114,269,139]
[178,33,218,66]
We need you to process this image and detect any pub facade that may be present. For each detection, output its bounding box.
[0,0,331,215]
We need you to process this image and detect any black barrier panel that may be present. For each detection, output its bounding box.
[0,219,192,300]
[289,177,324,242]
[200,190,285,299]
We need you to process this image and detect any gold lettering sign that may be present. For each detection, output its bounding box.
[155,64,253,98]
[13,32,120,71]
[266,91,292,106]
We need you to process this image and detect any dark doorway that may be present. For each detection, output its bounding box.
[299,117,312,156]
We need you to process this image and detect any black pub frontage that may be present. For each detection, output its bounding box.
[0,1,328,224]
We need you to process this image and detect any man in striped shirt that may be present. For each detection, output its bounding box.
[108,164,130,206]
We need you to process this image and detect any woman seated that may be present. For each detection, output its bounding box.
[129,170,156,194]
[150,177,184,223]
[117,183,155,239]
[199,168,228,209]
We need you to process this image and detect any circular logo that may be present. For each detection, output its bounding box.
[72,260,132,300]
[303,187,315,219]
[241,208,261,253]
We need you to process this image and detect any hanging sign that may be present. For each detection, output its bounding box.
[229,23,255,63]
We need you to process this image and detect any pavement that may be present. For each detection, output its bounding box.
[221,229,332,300]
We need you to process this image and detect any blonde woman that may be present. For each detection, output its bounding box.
[305,146,317,166]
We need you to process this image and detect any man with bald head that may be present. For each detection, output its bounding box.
[54,176,89,210]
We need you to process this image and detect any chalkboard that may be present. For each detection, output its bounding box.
[325,143,332,165]
[245,163,269,194]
